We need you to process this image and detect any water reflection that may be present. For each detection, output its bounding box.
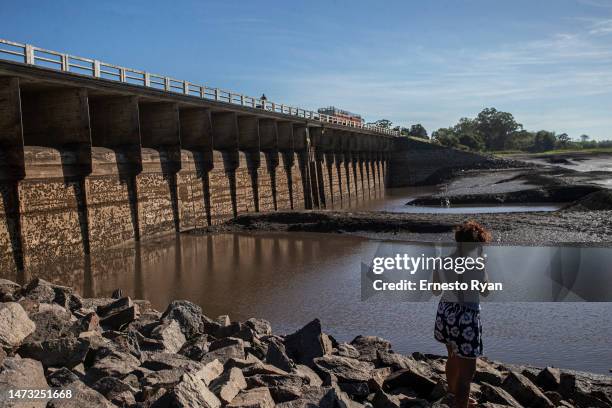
[4,232,611,374]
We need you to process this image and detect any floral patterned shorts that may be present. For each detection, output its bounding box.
[434,301,483,358]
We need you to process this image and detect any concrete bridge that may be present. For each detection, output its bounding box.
[0,39,396,272]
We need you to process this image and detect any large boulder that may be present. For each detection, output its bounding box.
[313,355,375,383]
[265,337,294,372]
[284,319,333,367]
[161,300,207,339]
[0,279,20,301]
[142,352,204,372]
[168,372,221,408]
[92,376,138,406]
[150,319,187,353]
[85,350,141,384]
[21,278,78,310]
[210,367,247,404]
[536,366,561,391]
[179,334,209,360]
[227,387,275,408]
[480,382,522,407]
[0,357,48,408]
[245,318,272,336]
[47,379,114,408]
[0,302,36,349]
[201,342,245,365]
[19,336,90,368]
[501,370,554,408]
[97,297,139,330]
[350,335,391,363]
[382,366,437,398]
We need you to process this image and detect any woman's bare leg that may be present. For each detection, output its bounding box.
[454,357,477,408]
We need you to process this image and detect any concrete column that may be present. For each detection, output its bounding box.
[211,111,239,218]
[277,121,294,209]
[259,118,279,211]
[293,125,312,209]
[309,127,327,209]
[139,102,181,233]
[89,95,142,242]
[332,131,345,207]
[0,77,24,272]
[180,107,213,225]
[237,115,260,212]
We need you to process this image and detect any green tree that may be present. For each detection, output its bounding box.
[556,133,571,148]
[370,119,393,129]
[393,126,410,137]
[532,130,557,152]
[408,124,428,139]
[580,134,590,144]
[507,130,535,151]
[453,118,484,150]
[475,108,522,150]
[431,128,459,147]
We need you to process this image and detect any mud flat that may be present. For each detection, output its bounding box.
[0,278,610,408]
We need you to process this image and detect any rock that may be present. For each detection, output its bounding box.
[92,376,138,406]
[0,302,36,349]
[46,367,80,387]
[161,300,206,339]
[536,366,561,391]
[474,359,504,386]
[0,357,48,407]
[217,315,231,326]
[196,359,224,386]
[150,319,187,353]
[559,372,611,408]
[142,368,185,388]
[350,335,391,363]
[294,364,323,387]
[369,367,393,391]
[19,336,90,368]
[274,386,338,408]
[382,367,437,398]
[245,373,307,390]
[142,352,204,372]
[21,278,75,309]
[179,334,209,360]
[210,367,248,403]
[480,382,522,407]
[85,350,141,384]
[47,379,114,407]
[227,387,275,408]
[544,390,564,405]
[337,343,360,359]
[501,370,554,408]
[266,337,294,372]
[245,318,272,336]
[241,362,289,377]
[0,279,20,301]
[376,350,415,371]
[169,372,221,408]
[210,336,244,351]
[371,390,402,408]
[201,342,245,365]
[0,348,5,366]
[73,312,101,334]
[98,297,139,330]
[313,355,375,383]
[284,319,333,367]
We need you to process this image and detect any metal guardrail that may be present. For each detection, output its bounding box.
[0,39,399,137]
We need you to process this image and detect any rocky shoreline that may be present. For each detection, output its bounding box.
[0,278,610,408]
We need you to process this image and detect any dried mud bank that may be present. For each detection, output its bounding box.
[0,278,610,408]
[201,210,612,246]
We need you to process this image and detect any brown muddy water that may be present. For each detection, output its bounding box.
[10,231,612,374]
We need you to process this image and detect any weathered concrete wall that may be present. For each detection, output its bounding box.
[387,138,500,187]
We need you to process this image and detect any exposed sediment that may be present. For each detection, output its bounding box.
[0,278,610,408]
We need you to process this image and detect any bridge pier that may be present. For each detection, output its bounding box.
[293,125,312,209]
[237,115,260,213]
[211,112,239,220]
[259,118,279,211]
[277,121,295,210]
[89,95,142,245]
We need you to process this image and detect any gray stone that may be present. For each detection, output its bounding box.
[294,364,323,387]
[196,359,224,386]
[274,386,337,408]
[142,352,204,372]
[241,362,289,377]
[284,319,333,367]
[0,279,20,301]
[474,358,504,386]
[19,336,90,368]
[217,315,231,326]
[337,343,360,359]
[161,300,206,339]
[350,335,392,363]
[46,367,80,387]
[227,387,275,408]
[368,367,393,391]
[265,337,294,372]
[99,297,139,330]
[480,382,522,407]
[201,342,245,365]
[501,370,554,408]
[142,368,185,388]
[179,334,209,360]
[210,367,247,404]
[313,355,375,383]
[85,350,141,383]
[92,376,138,406]
[47,379,114,408]
[382,366,437,398]
[169,372,221,408]
[536,366,561,391]
[0,302,36,348]
[21,278,75,309]
[0,357,48,408]
[245,318,272,336]
[150,319,186,353]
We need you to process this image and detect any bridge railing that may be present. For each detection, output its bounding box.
[0,39,399,137]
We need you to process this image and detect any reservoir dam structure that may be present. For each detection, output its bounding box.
[0,39,397,272]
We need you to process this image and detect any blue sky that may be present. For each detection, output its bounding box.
[2,0,611,140]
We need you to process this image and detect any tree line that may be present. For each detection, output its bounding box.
[369,108,611,153]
